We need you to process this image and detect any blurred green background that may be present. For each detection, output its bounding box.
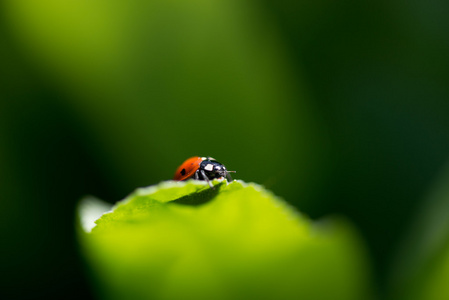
[1,0,449,299]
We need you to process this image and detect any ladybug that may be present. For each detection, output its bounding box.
[174,156,235,188]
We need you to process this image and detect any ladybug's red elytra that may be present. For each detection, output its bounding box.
[174,156,235,188]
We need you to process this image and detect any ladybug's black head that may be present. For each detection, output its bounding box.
[199,159,234,181]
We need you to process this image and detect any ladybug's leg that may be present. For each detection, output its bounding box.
[226,172,233,182]
[194,170,200,180]
[200,169,214,189]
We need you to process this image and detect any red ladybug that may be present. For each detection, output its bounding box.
[174,156,235,188]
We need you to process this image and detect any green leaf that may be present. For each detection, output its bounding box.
[78,180,371,300]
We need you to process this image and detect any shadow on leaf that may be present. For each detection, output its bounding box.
[172,182,226,206]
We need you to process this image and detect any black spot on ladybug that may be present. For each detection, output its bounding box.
[181,168,186,176]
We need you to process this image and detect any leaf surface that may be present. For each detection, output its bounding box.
[78,180,370,300]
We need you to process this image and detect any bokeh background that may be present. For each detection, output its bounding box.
[1,0,449,299]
